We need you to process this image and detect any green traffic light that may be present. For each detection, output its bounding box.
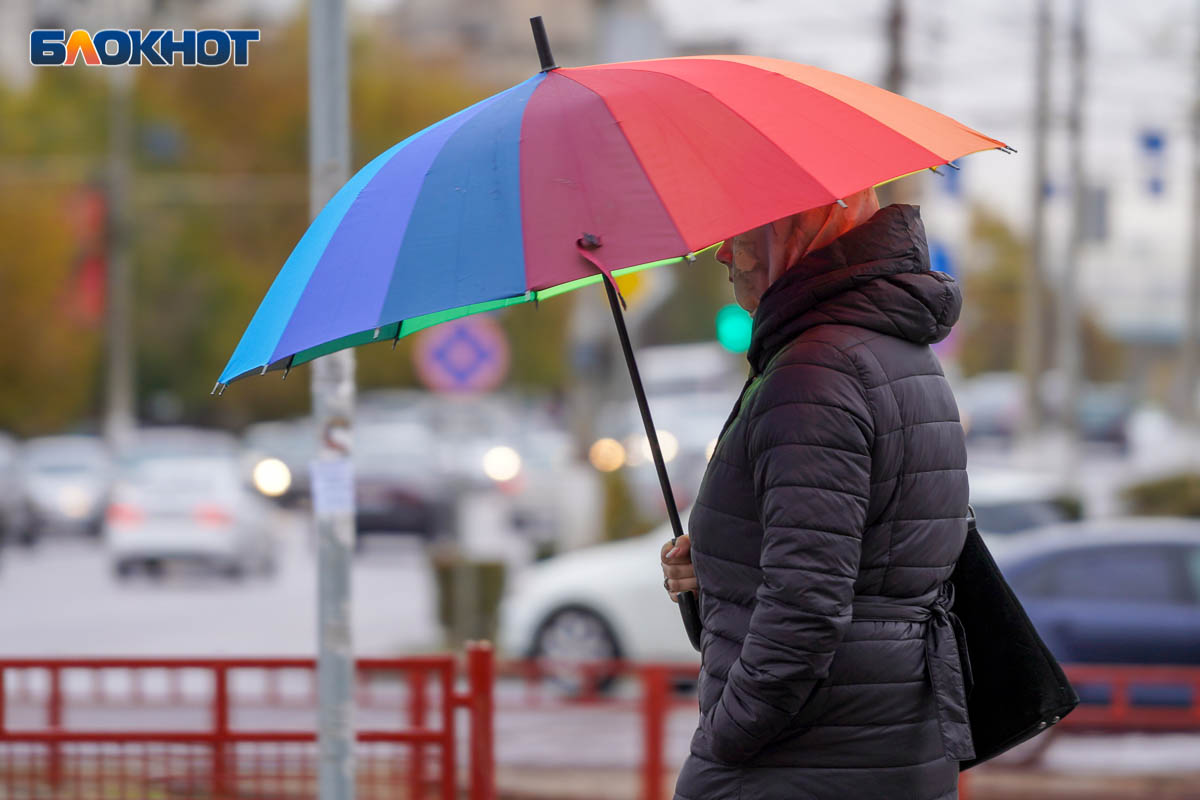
[715,303,753,353]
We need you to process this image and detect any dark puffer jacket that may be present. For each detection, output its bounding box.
[674,204,972,800]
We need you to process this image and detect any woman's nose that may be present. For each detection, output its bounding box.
[715,241,731,265]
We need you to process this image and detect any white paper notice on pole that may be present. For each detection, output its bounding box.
[310,458,355,515]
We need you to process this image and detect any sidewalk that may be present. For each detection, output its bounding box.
[496,766,1200,800]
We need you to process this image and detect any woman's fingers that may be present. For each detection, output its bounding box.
[664,575,699,596]
[661,533,692,564]
[662,563,694,579]
[662,534,696,600]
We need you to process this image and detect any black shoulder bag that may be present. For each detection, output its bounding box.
[949,506,1079,768]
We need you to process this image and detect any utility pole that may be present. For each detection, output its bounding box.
[1020,0,1051,443]
[878,0,909,208]
[1056,0,1087,473]
[104,5,135,451]
[309,0,356,797]
[1176,0,1200,426]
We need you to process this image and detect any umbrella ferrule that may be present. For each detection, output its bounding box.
[530,17,557,72]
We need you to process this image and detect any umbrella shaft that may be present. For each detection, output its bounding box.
[601,277,686,544]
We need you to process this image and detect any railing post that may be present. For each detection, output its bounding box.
[48,665,62,789]
[1112,670,1129,723]
[640,665,669,800]
[409,665,427,800]
[439,659,457,800]
[466,642,495,800]
[212,665,230,798]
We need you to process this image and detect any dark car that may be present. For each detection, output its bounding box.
[993,519,1200,665]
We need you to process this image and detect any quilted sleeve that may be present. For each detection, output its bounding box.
[703,342,874,765]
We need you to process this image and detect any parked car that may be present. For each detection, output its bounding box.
[498,512,700,682]
[20,435,111,543]
[968,467,1079,536]
[106,428,277,579]
[993,518,1200,665]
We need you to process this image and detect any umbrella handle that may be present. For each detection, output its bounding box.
[600,275,703,652]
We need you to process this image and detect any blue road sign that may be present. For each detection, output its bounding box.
[415,316,510,393]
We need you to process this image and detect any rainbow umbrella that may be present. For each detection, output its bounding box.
[218,18,1008,647]
[217,21,1007,388]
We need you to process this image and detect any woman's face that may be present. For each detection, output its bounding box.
[715,227,771,314]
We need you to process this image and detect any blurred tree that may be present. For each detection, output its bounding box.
[1123,473,1200,517]
[960,207,1124,382]
[0,189,103,435]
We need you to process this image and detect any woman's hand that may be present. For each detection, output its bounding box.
[660,534,697,602]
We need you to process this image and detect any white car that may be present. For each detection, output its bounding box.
[20,435,111,542]
[106,430,277,579]
[498,514,701,673]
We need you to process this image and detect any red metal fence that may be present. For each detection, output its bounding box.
[499,659,1200,800]
[0,644,495,800]
[3,652,1198,800]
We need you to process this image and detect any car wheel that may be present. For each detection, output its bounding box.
[531,605,622,695]
[221,561,245,581]
[114,559,137,580]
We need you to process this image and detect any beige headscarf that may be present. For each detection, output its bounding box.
[764,187,881,284]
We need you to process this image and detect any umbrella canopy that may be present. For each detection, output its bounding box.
[217,52,1006,387]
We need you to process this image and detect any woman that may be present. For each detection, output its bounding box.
[661,188,973,800]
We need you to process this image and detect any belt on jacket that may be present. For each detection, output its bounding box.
[851,583,976,761]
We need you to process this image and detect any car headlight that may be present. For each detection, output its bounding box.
[57,485,93,519]
[622,431,679,466]
[588,438,625,472]
[482,446,521,482]
[253,457,292,497]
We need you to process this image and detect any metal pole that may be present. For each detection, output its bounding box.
[1020,0,1051,442]
[104,48,135,451]
[1057,0,1086,475]
[309,0,356,796]
[1176,0,1200,425]
[877,0,909,208]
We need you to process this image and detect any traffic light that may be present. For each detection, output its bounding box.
[715,303,752,353]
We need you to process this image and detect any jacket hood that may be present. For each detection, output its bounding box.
[747,204,961,374]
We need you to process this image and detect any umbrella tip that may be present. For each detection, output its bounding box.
[836,198,848,209]
[530,16,557,72]
[211,381,221,396]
